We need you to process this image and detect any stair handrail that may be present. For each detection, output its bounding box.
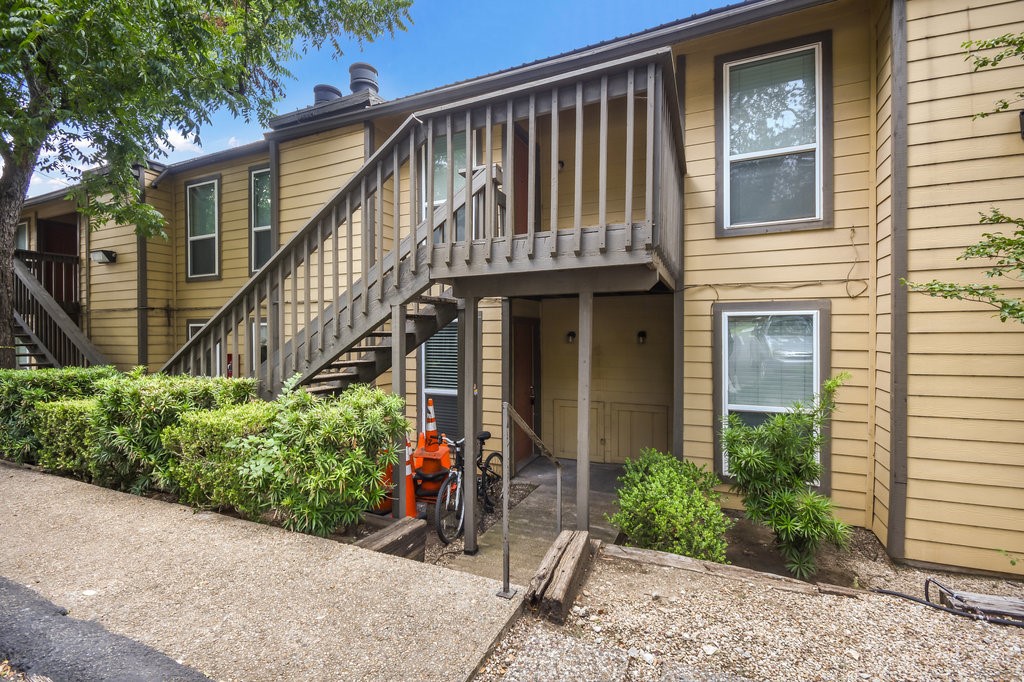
[12,258,108,367]
[500,400,562,597]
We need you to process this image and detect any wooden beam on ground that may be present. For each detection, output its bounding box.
[525,530,595,624]
[354,516,427,562]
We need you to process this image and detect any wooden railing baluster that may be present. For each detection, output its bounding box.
[549,88,559,257]
[464,109,474,265]
[598,74,609,252]
[573,81,584,255]
[625,68,635,251]
[527,94,536,258]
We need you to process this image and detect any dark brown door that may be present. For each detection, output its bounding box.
[512,316,540,469]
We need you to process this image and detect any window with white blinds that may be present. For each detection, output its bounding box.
[421,320,459,439]
[713,301,830,482]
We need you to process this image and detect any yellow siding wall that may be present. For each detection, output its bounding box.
[678,0,875,522]
[83,211,140,370]
[540,295,674,463]
[170,151,268,350]
[903,0,1024,574]
[872,0,893,546]
[144,169,176,370]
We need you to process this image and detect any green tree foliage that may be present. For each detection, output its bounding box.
[906,208,1024,323]
[609,448,732,563]
[904,33,1024,323]
[0,0,411,366]
[721,373,851,579]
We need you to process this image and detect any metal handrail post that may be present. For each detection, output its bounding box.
[497,401,516,598]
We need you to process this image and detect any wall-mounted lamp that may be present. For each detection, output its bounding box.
[566,331,576,344]
[89,249,117,264]
[1019,110,1024,139]
[636,330,647,345]
[557,160,565,172]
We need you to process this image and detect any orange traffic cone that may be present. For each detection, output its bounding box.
[401,438,416,518]
[424,398,440,452]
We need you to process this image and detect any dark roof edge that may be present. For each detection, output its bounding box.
[267,0,831,142]
[150,140,269,187]
[22,160,165,208]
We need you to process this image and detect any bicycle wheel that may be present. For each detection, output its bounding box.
[434,470,464,544]
[482,452,504,514]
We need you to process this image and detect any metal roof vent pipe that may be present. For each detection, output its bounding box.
[313,84,343,105]
[349,63,379,96]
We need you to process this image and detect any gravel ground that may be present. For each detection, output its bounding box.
[476,534,1024,681]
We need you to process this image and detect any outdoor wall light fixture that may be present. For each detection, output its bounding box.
[566,331,576,344]
[637,330,647,345]
[89,249,117,264]
[1019,110,1024,139]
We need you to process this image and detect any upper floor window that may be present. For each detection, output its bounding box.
[187,177,219,278]
[421,132,469,242]
[250,168,272,272]
[15,220,29,251]
[716,34,832,236]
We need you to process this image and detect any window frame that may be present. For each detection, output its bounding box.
[418,319,459,435]
[15,220,29,251]
[185,175,221,280]
[714,32,833,237]
[249,166,273,273]
[187,320,222,375]
[711,300,832,493]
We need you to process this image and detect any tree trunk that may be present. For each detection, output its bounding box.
[0,155,39,369]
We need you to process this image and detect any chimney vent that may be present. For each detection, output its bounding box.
[349,63,379,96]
[313,84,343,105]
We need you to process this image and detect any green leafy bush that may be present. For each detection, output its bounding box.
[721,373,851,579]
[33,398,102,479]
[609,448,732,563]
[90,369,258,494]
[235,379,407,536]
[0,366,118,463]
[161,401,277,515]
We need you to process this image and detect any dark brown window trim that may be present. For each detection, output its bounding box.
[248,164,272,275]
[714,31,834,238]
[184,173,222,282]
[711,299,833,494]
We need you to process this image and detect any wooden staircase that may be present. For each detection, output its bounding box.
[11,256,107,369]
[162,49,683,399]
[11,314,56,369]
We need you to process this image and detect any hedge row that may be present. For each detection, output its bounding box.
[2,368,406,537]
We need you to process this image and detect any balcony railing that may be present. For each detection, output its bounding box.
[162,47,684,396]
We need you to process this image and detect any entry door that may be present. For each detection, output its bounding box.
[512,316,540,469]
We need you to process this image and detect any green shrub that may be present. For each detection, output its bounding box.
[235,378,407,536]
[0,366,118,463]
[90,369,258,494]
[161,401,277,515]
[721,373,851,579]
[609,448,732,563]
[33,398,101,479]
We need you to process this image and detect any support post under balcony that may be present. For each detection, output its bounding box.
[392,304,408,519]
[576,290,593,532]
[462,296,479,554]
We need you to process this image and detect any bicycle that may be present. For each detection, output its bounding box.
[434,430,503,545]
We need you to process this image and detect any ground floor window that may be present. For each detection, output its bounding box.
[420,319,459,438]
[187,321,222,375]
[712,301,830,480]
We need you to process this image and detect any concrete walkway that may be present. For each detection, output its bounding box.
[447,458,623,586]
[0,463,522,681]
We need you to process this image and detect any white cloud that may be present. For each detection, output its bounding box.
[161,129,203,161]
[227,136,240,148]
[27,171,71,197]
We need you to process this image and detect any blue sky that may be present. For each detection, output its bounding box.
[29,0,722,195]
